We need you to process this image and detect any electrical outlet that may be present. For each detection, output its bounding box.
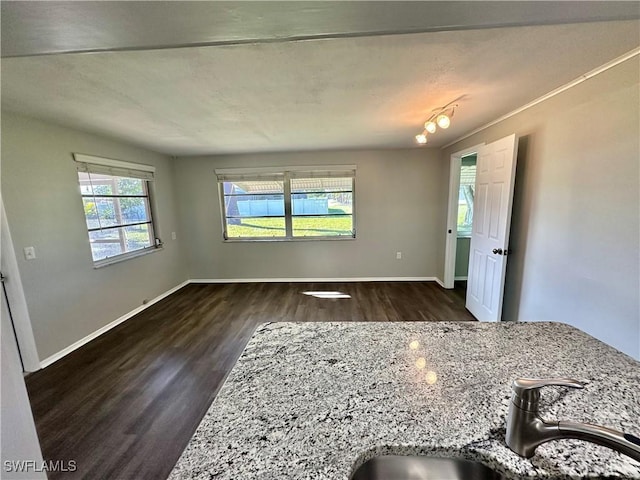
[396,251,402,260]
[24,246,36,260]
[171,232,177,240]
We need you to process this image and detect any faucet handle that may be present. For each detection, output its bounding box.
[511,377,585,411]
[513,377,585,392]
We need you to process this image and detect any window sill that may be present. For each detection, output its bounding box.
[457,234,472,239]
[223,236,356,243]
[93,246,163,269]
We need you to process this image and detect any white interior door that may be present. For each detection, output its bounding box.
[466,134,518,322]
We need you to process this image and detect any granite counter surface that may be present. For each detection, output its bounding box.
[169,322,640,479]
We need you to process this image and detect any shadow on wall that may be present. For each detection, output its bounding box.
[502,134,533,321]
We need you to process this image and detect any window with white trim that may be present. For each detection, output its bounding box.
[74,154,160,266]
[217,167,355,241]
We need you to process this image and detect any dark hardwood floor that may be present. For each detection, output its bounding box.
[25,281,474,480]
[453,280,467,302]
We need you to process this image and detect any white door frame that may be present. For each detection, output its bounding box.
[444,144,484,289]
[1,283,47,478]
[1,198,41,372]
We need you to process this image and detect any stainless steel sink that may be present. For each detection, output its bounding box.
[350,455,506,480]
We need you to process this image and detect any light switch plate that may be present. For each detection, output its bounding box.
[24,246,36,260]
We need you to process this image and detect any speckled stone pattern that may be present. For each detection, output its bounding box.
[168,322,640,479]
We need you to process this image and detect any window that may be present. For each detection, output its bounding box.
[74,154,159,266]
[217,167,355,241]
[457,156,477,237]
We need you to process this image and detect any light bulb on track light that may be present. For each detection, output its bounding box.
[415,134,428,144]
[424,121,437,134]
[436,114,451,129]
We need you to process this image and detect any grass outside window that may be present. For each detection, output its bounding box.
[218,169,355,241]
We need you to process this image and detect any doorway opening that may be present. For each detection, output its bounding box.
[446,134,519,322]
[453,154,477,296]
[443,144,483,290]
[1,198,41,372]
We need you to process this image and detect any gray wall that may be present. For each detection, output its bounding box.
[1,113,188,361]
[455,237,470,278]
[174,149,444,279]
[441,58,639,358]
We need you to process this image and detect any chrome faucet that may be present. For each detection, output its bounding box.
[505,378,640,461]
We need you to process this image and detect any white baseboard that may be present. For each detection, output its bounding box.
[39,276,442,369]
[39,280,190,369]
[434,278,445,288]
[190,277,437,283]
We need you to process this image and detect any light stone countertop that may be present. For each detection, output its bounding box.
[169,322,640,479]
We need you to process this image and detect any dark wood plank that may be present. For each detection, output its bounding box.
[25,281,473,479]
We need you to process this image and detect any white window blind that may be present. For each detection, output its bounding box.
[73,153,155,180]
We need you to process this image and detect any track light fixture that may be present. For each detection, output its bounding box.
[415,101,458,145]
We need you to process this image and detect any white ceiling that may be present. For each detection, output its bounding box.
[1,3,639,155]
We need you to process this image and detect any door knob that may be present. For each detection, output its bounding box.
[492,248,503,255]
